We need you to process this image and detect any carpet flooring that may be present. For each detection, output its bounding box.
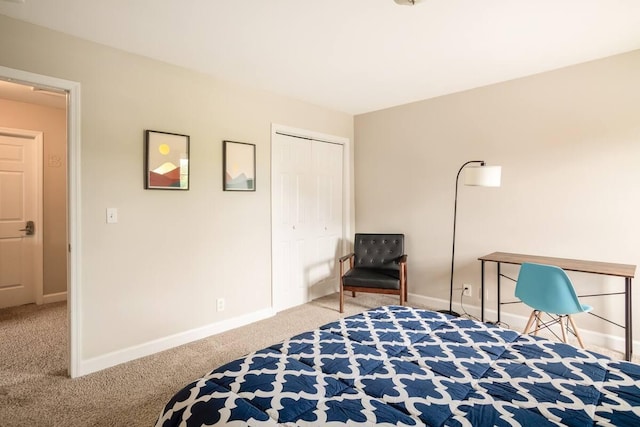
[0,293,635,426]
[0,293,403,426]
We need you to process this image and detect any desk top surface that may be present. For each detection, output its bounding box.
[479,251,636,278]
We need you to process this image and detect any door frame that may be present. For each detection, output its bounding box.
[0,127,44,305]
[0,65,82,378]
[270,123,352,311]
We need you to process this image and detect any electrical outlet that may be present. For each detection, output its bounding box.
[463,284,472,297]
[216,298,225,312]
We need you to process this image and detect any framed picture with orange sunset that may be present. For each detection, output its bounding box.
[144,130,190,190]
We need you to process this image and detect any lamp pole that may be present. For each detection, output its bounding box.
[440,160,485,316]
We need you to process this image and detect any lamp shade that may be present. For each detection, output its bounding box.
[464,165,501,187]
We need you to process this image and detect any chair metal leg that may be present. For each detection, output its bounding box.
[534,312,541,336]
[568,315,586,349]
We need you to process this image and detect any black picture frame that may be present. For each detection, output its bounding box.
[144,130,190,190]
[223,140,256,191]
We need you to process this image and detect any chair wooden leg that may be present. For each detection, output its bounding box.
[560,316,568,344]
[568,315,586,349]
[523,311,537,335]
[403,264,408,302]
[352,291,356,297]
[339,258,346,313]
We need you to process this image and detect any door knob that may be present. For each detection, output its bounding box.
[19,220,35,236]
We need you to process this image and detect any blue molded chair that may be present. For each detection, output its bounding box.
[515,262,592,348]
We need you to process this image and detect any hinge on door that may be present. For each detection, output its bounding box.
[68,244,71,252]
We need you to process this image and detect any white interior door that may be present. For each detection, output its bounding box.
[0,131,43,309]
[272,130,344,312]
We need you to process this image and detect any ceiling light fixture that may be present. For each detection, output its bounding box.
[394,0,417,5]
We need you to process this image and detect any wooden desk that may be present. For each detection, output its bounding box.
[479,251,636,361]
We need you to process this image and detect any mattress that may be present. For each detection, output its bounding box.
[156,305,640,426]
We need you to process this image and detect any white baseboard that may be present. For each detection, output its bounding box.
[408,292,639,357]
[42,291,67,304]
[77,292,635,377]
[78,307,276,377]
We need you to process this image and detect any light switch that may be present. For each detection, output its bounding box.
[106,208,118,224]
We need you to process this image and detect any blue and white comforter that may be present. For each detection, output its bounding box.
[156,305,640,426]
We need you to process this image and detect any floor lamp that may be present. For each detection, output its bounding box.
[440,160,501,316]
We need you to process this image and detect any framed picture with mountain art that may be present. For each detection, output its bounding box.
[144,130,190,190]
[223,140,255,191]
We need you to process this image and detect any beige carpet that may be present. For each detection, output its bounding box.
[0,293,404,426]
[0,293,635,426]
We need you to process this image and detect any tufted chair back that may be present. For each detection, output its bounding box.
[353,233,404,271]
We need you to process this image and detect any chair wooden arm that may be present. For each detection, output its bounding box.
[339,253,355,313]
[339,253,355,263]
[397,254,407,264]
[339,253,354,279]
[339,253,355,270]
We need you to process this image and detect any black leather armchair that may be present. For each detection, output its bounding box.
[339,233,407,313]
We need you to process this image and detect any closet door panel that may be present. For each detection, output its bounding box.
[272,132,344,311]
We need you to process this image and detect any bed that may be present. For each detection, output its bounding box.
[156,305,640,426]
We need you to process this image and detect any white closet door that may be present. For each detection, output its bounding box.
[272,133,312,311]
[272,132,343,312]
[309,141,343,290]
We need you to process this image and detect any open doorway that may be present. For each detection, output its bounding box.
[0,83,65,308]
[0,66,80,377]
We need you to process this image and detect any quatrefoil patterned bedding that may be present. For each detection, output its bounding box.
[156,305,640,426]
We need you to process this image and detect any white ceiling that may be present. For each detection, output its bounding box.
[1,0,640,114]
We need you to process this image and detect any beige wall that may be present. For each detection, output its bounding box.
[0,98,67,296]
[355,49,640,342]
[0,15,353,364]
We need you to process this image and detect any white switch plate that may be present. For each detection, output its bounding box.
[106,208,118,224]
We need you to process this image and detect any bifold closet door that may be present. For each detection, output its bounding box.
[272,133,343,311]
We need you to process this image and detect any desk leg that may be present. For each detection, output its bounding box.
[626,277,632,361]
[481,261,485,322]
[497,262,501,324]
